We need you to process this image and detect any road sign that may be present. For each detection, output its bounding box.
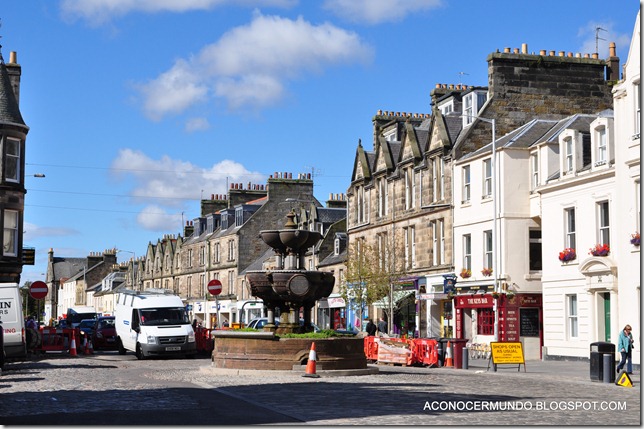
[207,279,223,296]
[29,281,48,300]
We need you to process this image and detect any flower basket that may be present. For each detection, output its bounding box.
[558,248,576,262]
[481,267,493,277]
[631,233,640,246]
[492,292,499,299]
[506,292,515,299]
[589,243,610,257]
[460,268,472,279]
[446,292,455,300]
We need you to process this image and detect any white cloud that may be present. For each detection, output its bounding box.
[137,13,372,117]
[60,0,296,26]
[322,0,443,25]
[185,117,211,132]
[111,149,266,229]
[136,205,183,231]
[24,222,79,240]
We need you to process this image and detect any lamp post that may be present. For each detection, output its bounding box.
[463,115,498,342]
[117,250,137,290]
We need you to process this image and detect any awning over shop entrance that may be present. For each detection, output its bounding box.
[317,295,346,309]
[373,291,415,308]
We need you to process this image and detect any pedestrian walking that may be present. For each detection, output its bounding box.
[365,319,377,336]
[377,317,387,335]
[616,324,635,374]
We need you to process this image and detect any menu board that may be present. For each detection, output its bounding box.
[520,308,540,337]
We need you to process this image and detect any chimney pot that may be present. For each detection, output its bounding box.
[591,53,599,59]
[558,51,565,57]
[9,51,17,64]
[539,50,546,55]
[513,48,519,54]
[503,47,511,53]
[521,43,528,54]
[609,42,616,57]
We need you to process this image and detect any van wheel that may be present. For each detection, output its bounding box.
[135,343,146,360]
[117,338,126,355]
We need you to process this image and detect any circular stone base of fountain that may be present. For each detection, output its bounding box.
[211,331,367,371]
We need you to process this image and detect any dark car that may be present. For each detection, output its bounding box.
[91,316,117,350]
[78,319,96,338]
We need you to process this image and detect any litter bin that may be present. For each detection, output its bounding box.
[590,341,615,382]
[450,338,469,369]
[435,338,449,367]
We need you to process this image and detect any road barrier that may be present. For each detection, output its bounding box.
[363,336,439,367]
[37,327,81,354]
[194,326,214,353]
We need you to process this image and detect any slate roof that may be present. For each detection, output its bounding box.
[0,55,25,126]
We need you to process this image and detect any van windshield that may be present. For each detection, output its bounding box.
[139,307,189,326]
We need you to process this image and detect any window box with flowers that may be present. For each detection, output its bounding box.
[589,243,610,257]
[631,232,640,247]
[460,268,472,279]
[481,267,493,277]
[558,248,576,263]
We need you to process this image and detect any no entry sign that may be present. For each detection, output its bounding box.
[29,281,48,300]
[207,279,223,296]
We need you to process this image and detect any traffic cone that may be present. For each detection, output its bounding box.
[302,342,320,378]
[88,339,94,354]
[84,337,90,355]
[445,340,453,367]
[69,330,78,357]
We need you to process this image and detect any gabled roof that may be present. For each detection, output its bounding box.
[351,139,373,182]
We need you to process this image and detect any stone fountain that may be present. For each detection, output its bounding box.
[211,210,369,372]
[245,210,335,334]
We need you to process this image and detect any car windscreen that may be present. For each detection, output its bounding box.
[69,313,97,324]
[98,319,115,329]
[79,320,96,329]
[139,308,189,326]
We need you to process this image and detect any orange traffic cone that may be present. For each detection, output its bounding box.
[69,330,78,357]
[444,340,453,367]
[302,342,320,378]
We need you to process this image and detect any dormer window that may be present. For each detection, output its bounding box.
[383,129,397,142]
[565,137,574,173]
[235,206,243,227]
[438,100,454,116]
[590,117,613,169]
[462,90,488,127]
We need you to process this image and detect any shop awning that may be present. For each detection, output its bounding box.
[373,291,414,308]
[318,296,346,309]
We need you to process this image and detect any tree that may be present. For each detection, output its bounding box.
[340,235,410,333]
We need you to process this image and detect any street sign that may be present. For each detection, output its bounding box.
[207,279,223,296]
[29,281,48,300]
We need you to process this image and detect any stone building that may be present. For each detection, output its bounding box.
[0,49,28,284]
[347,41,618,340]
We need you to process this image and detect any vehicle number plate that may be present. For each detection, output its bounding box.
[166,346,181,351]
[107,338,115,342]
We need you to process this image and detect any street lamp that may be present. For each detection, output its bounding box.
[463,115,499,342]
[117,250,138,290]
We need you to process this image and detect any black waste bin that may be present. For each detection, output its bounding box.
[450,338,469,369]
[590,341,615,382]
[435,338,449,367]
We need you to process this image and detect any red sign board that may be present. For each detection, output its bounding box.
[207,279,222,296]
[30,281,48,300]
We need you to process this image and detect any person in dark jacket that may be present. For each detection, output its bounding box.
[365,319,377,336]
[377,317,387,335]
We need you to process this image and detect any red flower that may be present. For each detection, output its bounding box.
[559,248,576,262]
[589,244,610,256]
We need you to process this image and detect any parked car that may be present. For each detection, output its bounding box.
[78,319,97,342]
[91,316,117,350]
[246,317,320,332]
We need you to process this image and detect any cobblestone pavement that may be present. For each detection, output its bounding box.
[0,353,640,426]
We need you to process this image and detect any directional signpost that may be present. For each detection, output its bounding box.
[207,279,223,328]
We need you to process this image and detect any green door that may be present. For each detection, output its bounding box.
[603,292,611,342]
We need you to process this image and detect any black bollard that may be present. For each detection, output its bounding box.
[462,346,469,369]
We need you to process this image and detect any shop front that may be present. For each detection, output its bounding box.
[317,294,346,330]
[453,290,543,360]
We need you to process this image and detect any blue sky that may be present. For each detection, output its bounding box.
[5,0,638,284]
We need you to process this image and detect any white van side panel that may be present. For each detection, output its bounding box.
[0,283,26,359]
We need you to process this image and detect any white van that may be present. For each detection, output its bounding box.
[114,289,196,359]
[0,283,26,362]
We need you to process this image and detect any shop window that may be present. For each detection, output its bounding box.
[477,308,494,335]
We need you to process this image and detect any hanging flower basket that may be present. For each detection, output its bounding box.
[589,243,610,257]
[460,268,472,279]
[506,292,515,299]
[558,248,576,262]
[446,292,455,300]
[492,291,500,299]
[481,267,493,277]
[631,232,640,246]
